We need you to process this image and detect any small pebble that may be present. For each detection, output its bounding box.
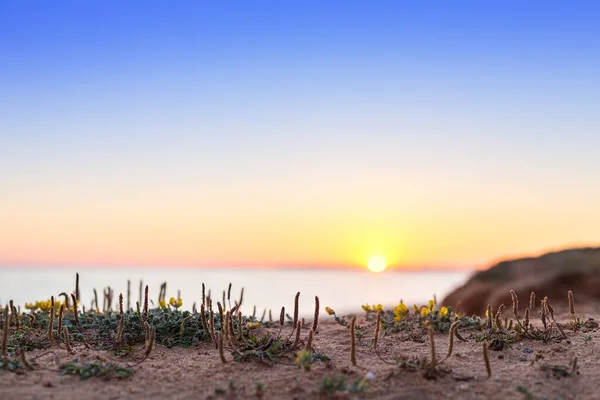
[566,340,571,344]
[520,357,528,362]
[498,354,504,359]
[522,348,534,354]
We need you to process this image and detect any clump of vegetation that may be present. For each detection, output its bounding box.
[59,360,134,380]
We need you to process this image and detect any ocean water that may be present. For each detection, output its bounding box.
[0,268,471,316]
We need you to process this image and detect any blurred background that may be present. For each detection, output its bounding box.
[1,1,599,314]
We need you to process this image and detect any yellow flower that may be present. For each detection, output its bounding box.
[25,302,36,310]
[246,321,260,329]
[428,300,435,311]
[394,301,409,322]
[413,304,419,315]
[421,307,430,318]
[361,304,371,313]
[169,297,183,308]
[325,307,335,315]
[159,299,167,309]
[439,306,448,318]
[374,304,383,313]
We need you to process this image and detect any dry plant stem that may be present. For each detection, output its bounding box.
[483,342,491,379]
[494,304,505,330]
[63,326,74,354]
[541,298,548,331]
[48,296,55,344]
[116,293,125,344]
[568,290,576,321]
[529,291,536,312]
[486,305,493,330]
[139,280,143,309]
[350,316,357,366]
[218,333,227,363]
[510,290,519,320]
[445,321,460,359]
[180,315,193,337]
[237,312,243,341]
[143,285,149,322]
[217,302,224,332]
[210,309,217,349]
[93,289,100,313]
[374,312,381,351]
[127,280,131,311]
[227,311,237,346]
[292,318,302,348]
[312,296,320,332]
[572,356,578,374]
[57,304,64,340]
[200,304,212,343]
[293,292,300,330]
[20,350,34,370]
[75,272,80,301]
[305,329,314,352]
[58,292,70,311]
[227,283,232,310]
[277,306,285,338]
[10,302,19,331]
[524,308,530,333]
[144,321,151,346]
[144,328,156,358]
[2,305,8,358]
[238,287,244,310]
[428,324,436,368]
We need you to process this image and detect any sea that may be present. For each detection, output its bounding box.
[0,268,472,316]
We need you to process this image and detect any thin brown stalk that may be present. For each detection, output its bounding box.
[572,356,578,374]
[374,312,381,351]
[445,320,460,359]
[293,292,300,330]
[486,304,493,330]
[568,290,575,320]
[48,296,55,344]
[210,308,217,349]
[10,300,19,330]
[75,272,80,301]
[494,304,505,330]
[58,292,71,310]
[524,308,530,333]
[20,349,34,370]
[144,327,156,358]
[144,321,151,346]
[238,287,244,309]
[200,304,211,343]
[350,316,357,366]
[218,332,227,363]
[292,317,302,348]
[139,280,143,309]
[180,315,193,338]
[227,283,232,310]
[63,326,74,354]
[541,298,548,331]
[2,305,9,358]
[305,328,314,352]
[127,280,131,311]
[428,324,436,368]
[57,304,64,340]
[482,342,491,379]
[227,311,237,346]
[529,291,536,312]
[312,296,320,333]
[217,302,224,332]
[143,285,149,322]
[237,311,243,341]
[116,293,125,344]
[510,290,519,320]
[93,289,100,313]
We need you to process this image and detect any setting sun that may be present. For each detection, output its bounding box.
[367,256,387,273]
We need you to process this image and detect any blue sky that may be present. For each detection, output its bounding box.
[1,1,600,268]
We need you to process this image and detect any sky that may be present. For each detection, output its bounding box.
[1,1,600,270]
